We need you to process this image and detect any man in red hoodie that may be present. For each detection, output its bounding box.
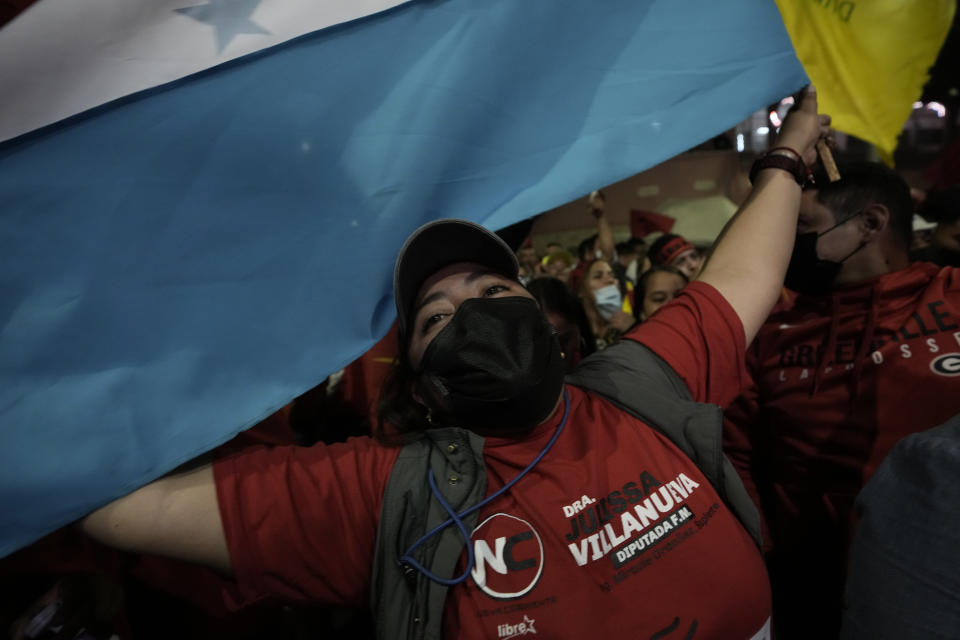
[724,162,960,640]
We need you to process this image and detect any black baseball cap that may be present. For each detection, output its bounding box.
[393,219,519,338]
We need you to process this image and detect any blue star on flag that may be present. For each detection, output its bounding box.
[176,0,270,53]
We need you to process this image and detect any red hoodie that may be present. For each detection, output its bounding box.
[724,262,960,638]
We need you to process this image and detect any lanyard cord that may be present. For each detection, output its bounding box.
[398,388,571,586]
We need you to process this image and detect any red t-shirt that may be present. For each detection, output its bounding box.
[214,282,771,638]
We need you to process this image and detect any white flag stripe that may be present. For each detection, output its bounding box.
[0,0,407,142]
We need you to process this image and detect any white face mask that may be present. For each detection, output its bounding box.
[594,283,622,320]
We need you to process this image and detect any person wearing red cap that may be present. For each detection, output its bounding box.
[648,233,703,280]
[80,88,831,639]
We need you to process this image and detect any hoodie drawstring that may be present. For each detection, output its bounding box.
[811,292,841,396]
[809,283,882,401]
[850,283,880,402]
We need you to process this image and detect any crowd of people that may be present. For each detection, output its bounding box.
[516,193,705,356]
[3,87,960,640]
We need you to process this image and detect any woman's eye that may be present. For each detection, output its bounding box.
[484,284,508,296]
[422,313,446,332]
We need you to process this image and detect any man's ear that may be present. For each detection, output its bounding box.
[859,204,889,242]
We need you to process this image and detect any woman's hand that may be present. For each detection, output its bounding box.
[587,190,605,216]
[775,85,832,169]
[697,85,834,346]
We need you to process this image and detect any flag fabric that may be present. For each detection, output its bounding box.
[775,0,955,165]
[629,209,676,238]
[0,0,409,141]
[0,0,807,556]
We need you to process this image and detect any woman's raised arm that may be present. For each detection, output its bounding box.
[698,86,831,345]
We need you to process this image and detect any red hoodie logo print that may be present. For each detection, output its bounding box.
[930,353,960,376]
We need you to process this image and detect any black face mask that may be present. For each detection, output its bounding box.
[784,216,865,297]
[417,296,565,432]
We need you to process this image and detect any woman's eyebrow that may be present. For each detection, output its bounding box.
[414,270,500,316]
[415,291,446,316]
[463,269,498,285]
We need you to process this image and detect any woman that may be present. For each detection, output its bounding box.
[80,88,830,640]
[634,265,689,322]
[577,259,635,348]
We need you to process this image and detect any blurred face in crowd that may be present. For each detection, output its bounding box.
[407,262,534,369]
[669,248,703,280]
[640,270,686,320]
[544,256,573,281]
[587,260,617,291]
[618,250,638,270]
[517,247,539,270]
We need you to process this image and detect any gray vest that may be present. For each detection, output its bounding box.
[370,340,761,640]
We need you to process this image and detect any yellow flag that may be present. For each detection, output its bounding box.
[776,0,955,165]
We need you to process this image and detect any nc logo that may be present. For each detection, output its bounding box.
[471,513,544,600]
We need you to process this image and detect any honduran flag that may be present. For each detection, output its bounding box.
[0,0,807,556]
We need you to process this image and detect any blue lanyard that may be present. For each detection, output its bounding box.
[398,388,571,586]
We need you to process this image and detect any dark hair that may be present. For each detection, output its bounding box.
[375,343,429,445]
[919,186,960,225]
[526,277,597,361]
[633,265,688,321]
[615,237,646,256]
[814,162,914,249]
[577,233,599,261]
